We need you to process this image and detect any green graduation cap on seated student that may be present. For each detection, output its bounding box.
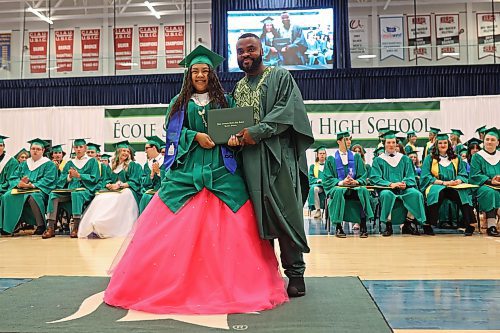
[436,133,450,141]
[51,144,65,153]
[475,125,486,134]
[260,16,275,24]
[374,146,385,156]
[406,130,417,138]
[100,153,112,161]
[28,138,50,148]
[73,138,87,146]
[484,127,499,138]
[464,137,482,147]
[14,148,29,159]
[458,147,468,155]
[450,129,464,137]
[407,150,419,156]
[336,131,351,141]
[313,145,327,153]
[0,135,9,144]
[378,127,390,136]
[87,142,101,153]
[145,136,164,150]
[179,45,225,69]
[429,127,440,134]
[114,140,131,150]
[381,130,398,140]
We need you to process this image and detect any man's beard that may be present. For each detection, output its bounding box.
[238,54,263,73]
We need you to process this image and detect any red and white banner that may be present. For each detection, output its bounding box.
[55,30,74,72]
[29,31,48,74]
[476,13,500,59]
[435,14,460,60]
[114,27,133,70]
[164,25,184,68]
[81,28,100,72]
[407,15,432,61]
[139,26,158,70]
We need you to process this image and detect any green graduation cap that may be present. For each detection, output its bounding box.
[436,133,449,141]
[351,143,365,153]
[378,127,390,137]
[100,153,112,161]
[450,129,464,137]
[0,135,8,144]
[336,131,351,141]
[51,144,65,153]
[28,138,49,148]
[381,130,398,140]
[406,130,417,138]
[407,150,419,156]
[114,140,130,150]
[87,142,101,153]
[261,16,275,24]
[179,45,224,69]
[374,146,385,156]
[145,136,164,150]
[484,127,499,139]
[429,127,440,134]
[160,143,166,150]
[73,138,87,146]
[14,148,29,159]
[475,125,486,134]
[464,137,482,147]
[458,147,468,155]
[314,145,327,153]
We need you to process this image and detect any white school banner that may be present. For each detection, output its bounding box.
[435,14,460,60]
[349,18,369,57]
[379,16,405,61]
[407,15,432,61]
[476,13,500,59]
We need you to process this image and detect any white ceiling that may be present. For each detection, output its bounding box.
[0,0,211,24]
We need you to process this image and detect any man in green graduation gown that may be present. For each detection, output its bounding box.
[308,146,327,219]
[469,127,500,237]
[43,139,101,239]
[233,33,314,297]
[322,131,374,238]
[1,139,58,234]
[370,131,426,236]
[139,136,165,213]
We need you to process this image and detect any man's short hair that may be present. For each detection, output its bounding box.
[238,33,260,41]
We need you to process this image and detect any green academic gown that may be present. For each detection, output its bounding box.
[404,143,417,155]
[370,153,426,224]
[158,95,249,213]
[139,157,166,214]
[47,156,101,216]
[307,163,325,210]
[420,155,472,206]
[106,162,143,206]
[1,157,57,232]
[469,150,500,212]
[234,66,314,253]
[322,152,374,224]
[99,163,112,191]
[0,154,18,195]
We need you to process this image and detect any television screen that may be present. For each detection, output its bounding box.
[227,9,334,71]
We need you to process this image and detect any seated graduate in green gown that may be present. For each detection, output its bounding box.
[50,144,67,174]
[14,148,30,164]
[139,136,165,214]
[469,127,500,237]
[422,127,440,161]
[370,131,426,236]
[322,131,374,238]
[78,141,142,238]
[0,135,21,235]
[404,131,418,155]
[43,139,101,239]
[307,146,327,219]
[97,153,112,191]
[450,129,465,155]
[1,139,57,235]
[420,133,476,236]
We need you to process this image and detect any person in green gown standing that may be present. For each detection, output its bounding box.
[469,127,500,237]
[1,139,57,234]
[420,133,476,236]
[139,136,165,213]
[43,139,101,239]
[233,33,314,297]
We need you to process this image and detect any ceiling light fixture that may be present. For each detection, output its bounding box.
[27,6,54,24]
[144,1,161,19]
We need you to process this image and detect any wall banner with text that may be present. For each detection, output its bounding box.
[114,27,133,70]
[407,15,432,61]
[349,18,369,57]
[164,25,184,68]
[81,28,100,72]
[139,26,159,70]
[0,32,11,70]
[29,31,48,74]
[55,29,74,72]
[435,14,460,60]
[476,13,500,59]
[379,16,405,61]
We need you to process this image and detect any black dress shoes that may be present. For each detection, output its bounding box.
[402,219,420,235]
[382,222,393,237]
[335,224,346,238]
[287,277,306,297]
[33,226,46,235]
[487,226,500,237]
[464,225,475,236]
[423,224,435,236]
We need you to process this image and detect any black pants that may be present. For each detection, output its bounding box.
[426,188,474,226]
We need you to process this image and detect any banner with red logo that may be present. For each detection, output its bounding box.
[379,16,405,61]
[407,15,432,61]
[435,14,460,60]
[349,18,368,58]
[55,30,74,72]
[164,25,184,68]
[476,13,500,59]
[139,26,158,70]
[29,31,48,74]
[114,27,133,70]
[81,29,100,72]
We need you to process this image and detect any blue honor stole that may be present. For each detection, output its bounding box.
[163,105,237,174]
[334,150,356,180]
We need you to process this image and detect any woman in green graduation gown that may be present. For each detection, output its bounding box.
[77,142,142,238]
[104,45,288,315]
[420,133,476,236]
[469,128,500,237]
